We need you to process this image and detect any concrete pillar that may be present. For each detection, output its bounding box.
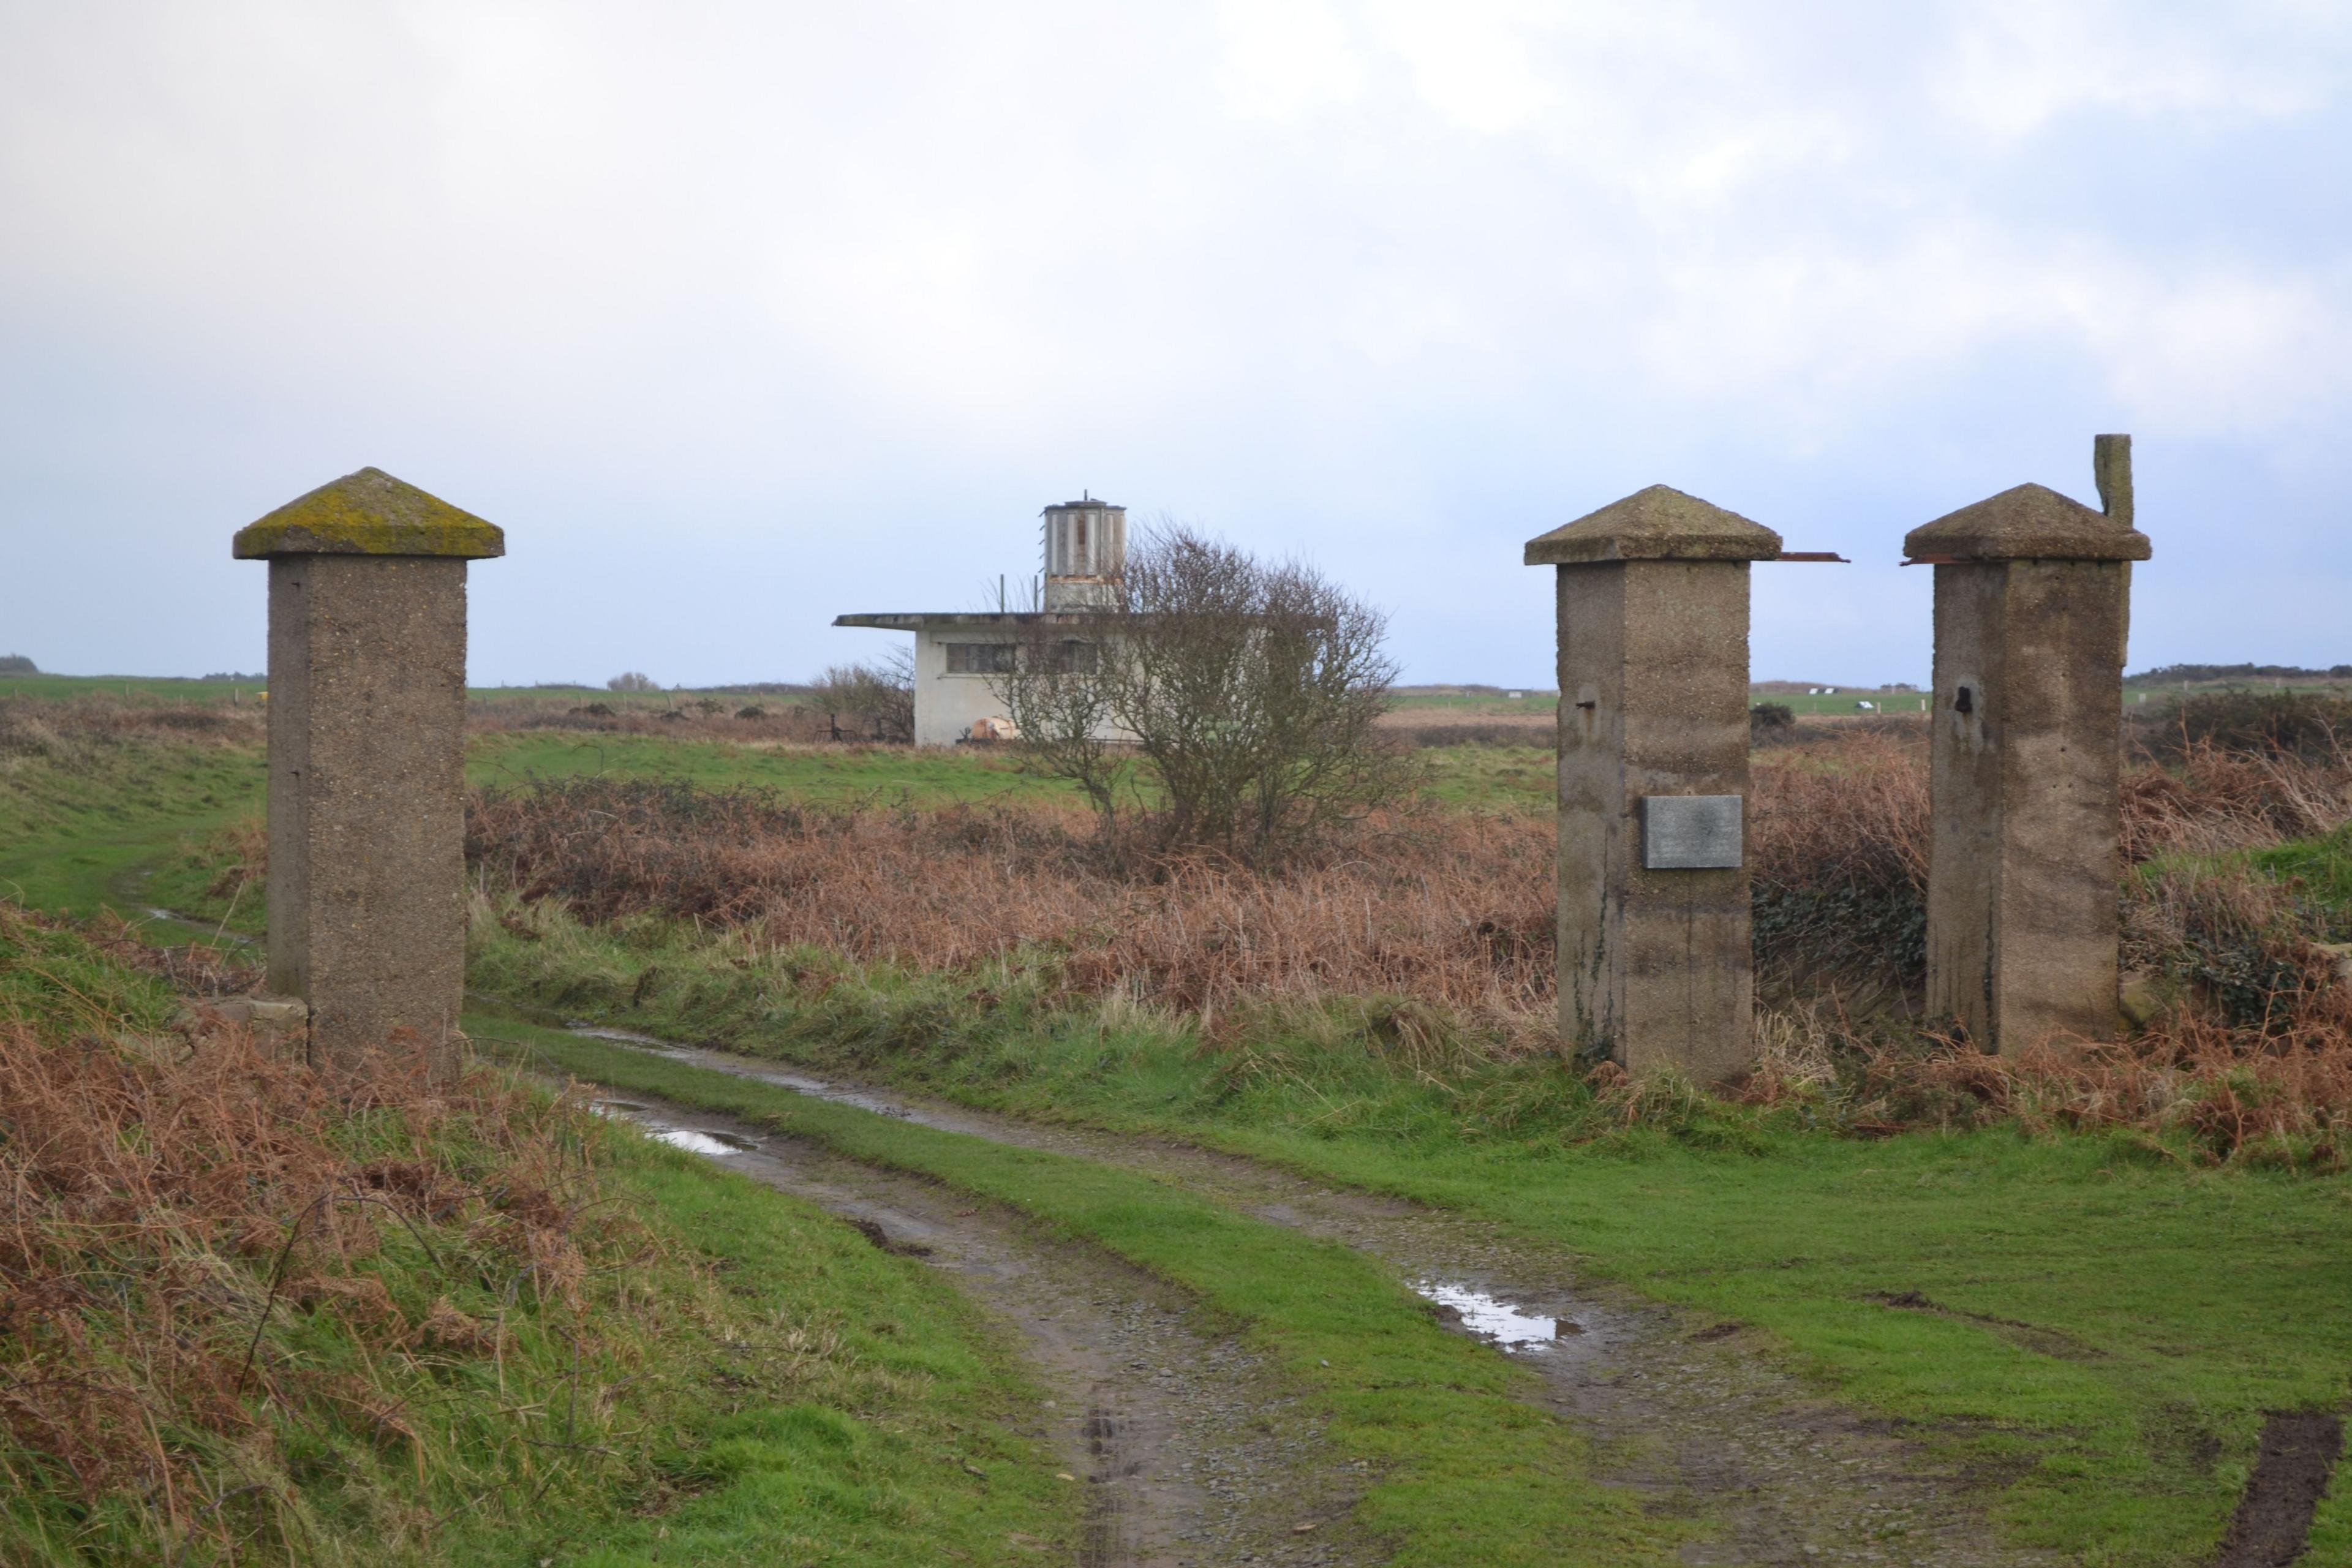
[1904,439,2150,1052]
[1525,486,1781,1081]
[233,467,504,1074]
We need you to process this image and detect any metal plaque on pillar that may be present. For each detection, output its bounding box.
[1643,795,1744,869]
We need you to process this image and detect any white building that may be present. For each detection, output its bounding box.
[835,497,1128,747]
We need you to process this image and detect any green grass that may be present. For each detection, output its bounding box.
[1752,687,1931,715]
[469,908,2352,1567]
[2249,823,2352,919]
[0,906,1076,1566]
[0,740,265,940]
[483,1015,1703,1567]
[467,733,1082,809]
[0,674,260,704]
[0,901,194,1036]
[1416,744,1553,810]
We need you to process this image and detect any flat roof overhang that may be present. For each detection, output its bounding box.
[834,612,1120,630]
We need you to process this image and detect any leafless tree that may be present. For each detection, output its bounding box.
[992,524,1401,861]
[992,618,1132,830]
[606,671,659,692]
[813,647,914,743]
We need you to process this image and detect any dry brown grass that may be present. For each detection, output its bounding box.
[2123,740,2352,860]
[0,921,621,1555]
[0,696,262,760]
[1738,728,2352,1155]
[1743,1003,2352,1164]
[468,781,1558,1037]
[1751,730,1931,894]
[467,731,2352,1033]
[466,695,837,744]
[467,727,2352,1153]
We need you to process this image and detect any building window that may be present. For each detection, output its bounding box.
[946,643,1017,675]
[1048,639,1098,674]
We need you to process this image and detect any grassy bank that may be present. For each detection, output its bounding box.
[0,906,1076,1566]
[469,907,2352,1566]
[0,704,265,937]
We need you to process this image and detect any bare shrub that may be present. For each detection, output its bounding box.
[990,621,1127,825]
[813,647,915,744]
[607,671,660,692]
[993,524,1404,862]
[2136,690,2352,763]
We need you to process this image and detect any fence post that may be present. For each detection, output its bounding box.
[1904,437,2150,1052]
[1525,486,1781,1081]
[233,467,504,1075]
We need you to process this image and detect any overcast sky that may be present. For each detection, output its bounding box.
[4,1,2346,688]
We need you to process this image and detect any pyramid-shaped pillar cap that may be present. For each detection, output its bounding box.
[1524,484,1781,566]
[1903,483,2149,563]
[233,467,505,560]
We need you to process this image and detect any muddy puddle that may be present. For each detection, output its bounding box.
[591,1088,1366,1568]
[567,1025,2057,1567]
[1414,1280,1569,1350]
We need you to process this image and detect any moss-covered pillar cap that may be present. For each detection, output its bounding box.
[1523,484,1782,565]
[233,467,505,560]
[1902,483,2150,564]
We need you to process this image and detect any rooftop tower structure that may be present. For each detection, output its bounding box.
[1041,494,1125,609]
[838,491,1131,745]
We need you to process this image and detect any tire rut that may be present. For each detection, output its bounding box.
[587,1086,1366,1568]
[571,1027,2058,1567]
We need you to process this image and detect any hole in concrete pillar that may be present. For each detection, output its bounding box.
[1954,685,1974,715]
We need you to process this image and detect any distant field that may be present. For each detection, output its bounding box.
[1389,685,1556,715]
[1758,688,1931,715]
[15,671,2324,723]
[0,673,260,705]
[0,673,807,709]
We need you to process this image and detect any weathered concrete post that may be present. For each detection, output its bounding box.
[233,468,504,1074]
[1904,437,2150,1052]
[1525,486,1781,1081]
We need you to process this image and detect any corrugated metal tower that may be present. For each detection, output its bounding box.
[1039,494,1126,610]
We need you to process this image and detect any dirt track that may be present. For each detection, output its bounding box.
[572,1028,2057,1567]
[597,1090,1366,1567]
